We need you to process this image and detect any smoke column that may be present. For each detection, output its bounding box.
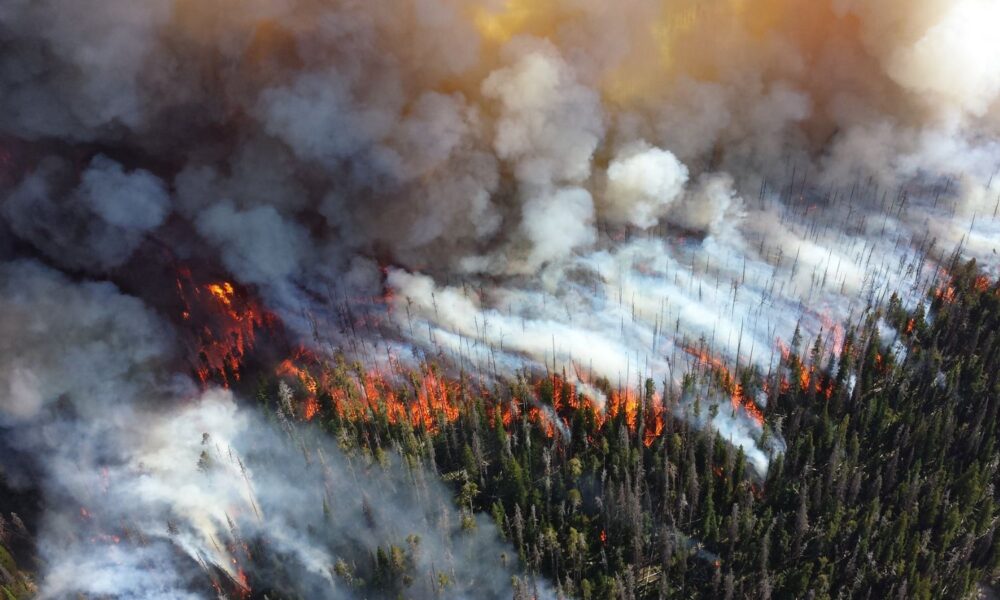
[2,0,1000,595]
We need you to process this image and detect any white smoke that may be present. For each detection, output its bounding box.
[482,39,604,188]
[883,0,1000,119]
[604,141,689,229]
[35,390,536,599]
[0,260,541,599]
[520,187,597,270]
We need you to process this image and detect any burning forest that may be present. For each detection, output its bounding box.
[2,0,1000,598]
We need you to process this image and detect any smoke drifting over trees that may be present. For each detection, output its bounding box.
[1,0,999,597]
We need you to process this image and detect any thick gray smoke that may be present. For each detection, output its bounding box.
[0,261,541,598]
[2,0,1000,594]
[3,156,170,270]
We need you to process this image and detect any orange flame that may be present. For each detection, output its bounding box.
[776,337,791,361]
[176,265,763,456]
[176,269,273,388]
[607,387,640,431]
[773,337,839,401]
[798,368,811,391]
[236,569,250,596]
[643,394,666,448]
[935,285,956,304]
[817,311,844,356]
[206,282,235,307]
[275,350,469,433]
[681,344,764,427]
[273,355,680,451]
[302,396,319,421]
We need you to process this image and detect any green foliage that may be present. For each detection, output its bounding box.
[350,261,1000,598]
[0,545,33,599]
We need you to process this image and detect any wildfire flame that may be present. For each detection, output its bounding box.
[175,267,274,388]
[774,337,836,400]
[935,284,956,304]
[681,344,765,427]
[276,348,465,431]
[176,268,769,459]
[206,282,235,307]
[274,346,679,450]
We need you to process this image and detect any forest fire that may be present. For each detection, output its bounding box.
[174,267,274,387]
[935,284,957,304]
[159,259,682,447]
[273,349,673,447]
[173,263,779,467]
[6,0,1000,596]
[774,337,836,400]
[681,344,765,427]
[206,282,236,307]
[274,347,465,431]
[235,568,251,599]
[817,312,845,356]
[643,395,666,448]
[931,265,959,305]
